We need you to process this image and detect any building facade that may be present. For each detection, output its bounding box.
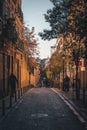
[0,0,39,98]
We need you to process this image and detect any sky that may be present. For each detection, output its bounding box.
[22,0,56,59]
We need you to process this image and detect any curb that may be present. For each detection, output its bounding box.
[62,93,87,121]
[51,88,87,123]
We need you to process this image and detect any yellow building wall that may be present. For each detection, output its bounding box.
[31,74,35,86]
[21,57,29,87]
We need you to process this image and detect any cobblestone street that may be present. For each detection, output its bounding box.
[0,88,87,130]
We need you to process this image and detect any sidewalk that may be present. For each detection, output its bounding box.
[0,86,30,121]
[0,92,22,120]
[54,87,87,121]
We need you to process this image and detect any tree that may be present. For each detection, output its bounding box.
[67,0,87,37]
[66,0,87,99]
[1,17,18,43]
[23,26,39,57]
[67,0,87,57]
[48,50,63,87]
[23,25,39,73]
[39,0,70,40]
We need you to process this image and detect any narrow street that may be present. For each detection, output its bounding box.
[0,88,86,130]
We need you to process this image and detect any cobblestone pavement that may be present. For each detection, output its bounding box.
[53,87,87,121]
[0,88,87,130]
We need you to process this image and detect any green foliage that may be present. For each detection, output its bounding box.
[23,26,39,57]
[39,0,70,40]
[67,0,87,59]
[50,51,63,73]
[67,0,87,40]
[39,0,87,51]
[2,18,18,43]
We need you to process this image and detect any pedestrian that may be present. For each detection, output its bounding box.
[64,75,70,92]
[9,73,18,97]
[62,78,66,91]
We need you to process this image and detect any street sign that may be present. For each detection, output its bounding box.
[78,58,85,67]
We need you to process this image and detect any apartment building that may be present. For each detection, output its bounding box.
[0,0,37,98]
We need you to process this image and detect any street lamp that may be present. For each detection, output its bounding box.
[62,54,65,91]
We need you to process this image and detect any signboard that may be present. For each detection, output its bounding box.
[78,58,85,67]
[81,67,85,71]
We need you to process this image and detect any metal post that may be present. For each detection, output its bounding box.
[9,95,12,107]
[62,59,65,91]
[81,67,86,104]
[72,66,75,99]
[2,52,5,115]
[2,99,5,115]
[75,63,79,100]
[83,87,85,104]
[3,53,5,97]
[18,89,20,99]
[15,91,17,102]
[21,87,22,96]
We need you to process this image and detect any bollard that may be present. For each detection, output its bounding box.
[23,87,25,93]
[83,87,85,104]
[2,99,5,116]
[18,89,20,99]
[21,88,22,96]
[9,95,12,108]
[15,91,17,102]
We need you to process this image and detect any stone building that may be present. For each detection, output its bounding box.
[0,0,40,98]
